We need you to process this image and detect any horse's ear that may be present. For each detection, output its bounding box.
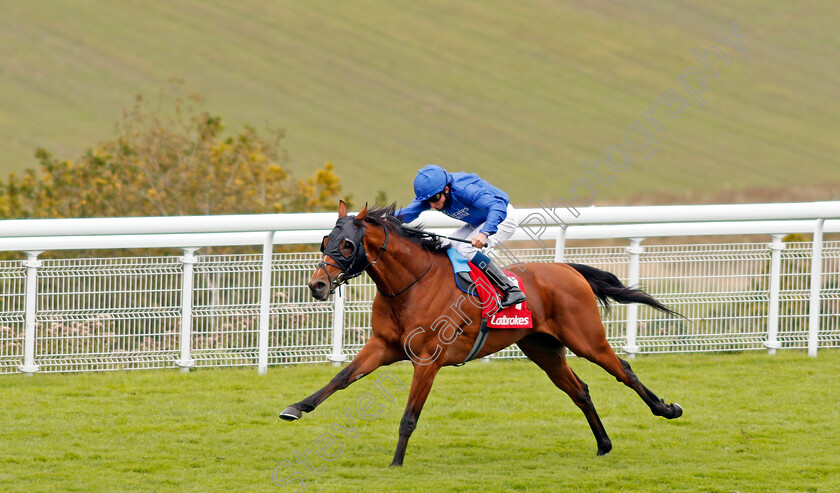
[356,202,369,220]
[338,200,347,218]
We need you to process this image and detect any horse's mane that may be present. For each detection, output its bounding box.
[355,203,448,253]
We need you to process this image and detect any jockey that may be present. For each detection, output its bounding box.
[395,164,526,308]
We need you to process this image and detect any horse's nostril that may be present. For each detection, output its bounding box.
[310,281,328,294]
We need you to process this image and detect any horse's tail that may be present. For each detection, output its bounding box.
[567,263,683,318]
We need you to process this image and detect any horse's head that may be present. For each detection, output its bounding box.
[309,200,385,300]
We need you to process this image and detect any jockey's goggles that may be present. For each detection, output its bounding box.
[426,191,444,203]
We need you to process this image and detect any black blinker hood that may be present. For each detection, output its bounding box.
[321,216,369,281]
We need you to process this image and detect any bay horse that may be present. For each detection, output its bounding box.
[280,201,683,466]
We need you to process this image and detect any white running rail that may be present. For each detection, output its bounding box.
[1,201,838,374]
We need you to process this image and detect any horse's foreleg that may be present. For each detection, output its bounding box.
[280,337,401,421]
[390,361,442,467]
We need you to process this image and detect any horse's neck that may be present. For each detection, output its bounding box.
[365,236,435,294]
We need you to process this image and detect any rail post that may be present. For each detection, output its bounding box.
[328,286,347,366]
[807,219,824,357]
[624,238,644,358]
[765,235,784,355]
[175,248,198,372]
[258,232,275,374]
[19,251,42,374]
[553,226,567,263]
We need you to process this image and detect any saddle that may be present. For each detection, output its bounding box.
[446,249,533,330]
[455,271,477,295]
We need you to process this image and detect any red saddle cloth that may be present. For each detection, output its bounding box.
[467,263,533,329]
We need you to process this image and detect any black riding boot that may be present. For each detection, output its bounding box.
[471,252,526,308]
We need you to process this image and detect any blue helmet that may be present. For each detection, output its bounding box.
[413,165,449,201]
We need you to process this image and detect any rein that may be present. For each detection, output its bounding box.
[399,224,473,245]
[376,249,434,298]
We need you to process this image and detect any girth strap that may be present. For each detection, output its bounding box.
[455,317,490,366]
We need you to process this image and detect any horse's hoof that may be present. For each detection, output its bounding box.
[389,461,403,468]
[670,403,683,419]
[279,406,302,421]
[597,441,612,456]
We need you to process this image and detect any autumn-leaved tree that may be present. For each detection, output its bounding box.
[0,83,346,219]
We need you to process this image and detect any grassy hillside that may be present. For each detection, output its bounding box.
[1,0,838,208]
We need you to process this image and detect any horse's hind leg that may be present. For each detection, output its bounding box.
[614,357,683,418]
[517,333,613,456]
[561,314,683,420]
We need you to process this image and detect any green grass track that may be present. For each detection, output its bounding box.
[2,351,839,492]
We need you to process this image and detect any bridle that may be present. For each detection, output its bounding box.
[317,217,433,297]
[317,217,388,294]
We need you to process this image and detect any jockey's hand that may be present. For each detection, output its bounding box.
[470,233,488,248]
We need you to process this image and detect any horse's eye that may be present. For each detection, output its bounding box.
[340,239,355,258]
[320,236,329,253]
